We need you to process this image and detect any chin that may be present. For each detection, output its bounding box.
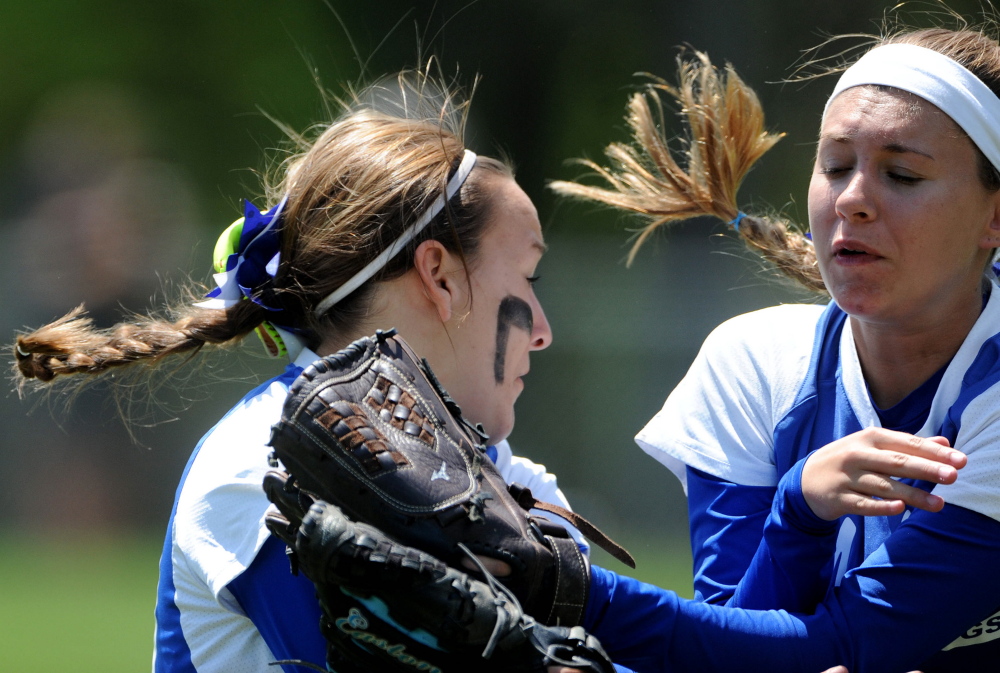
[484,414,515,446]
[828,283,887,317]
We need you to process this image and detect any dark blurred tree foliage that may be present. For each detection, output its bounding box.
[5,0,979,226]
[0,0,989,226]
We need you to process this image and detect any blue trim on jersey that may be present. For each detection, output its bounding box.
[154,363,303,673]
[940,330,1000,443]
[227,536,326,671]
[772,304,858,476]
[155,448,200,673]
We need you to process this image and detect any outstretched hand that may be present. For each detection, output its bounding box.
[802,428,966,521]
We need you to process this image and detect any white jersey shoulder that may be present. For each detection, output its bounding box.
[164,376,291,673]
[636,304,824,490]
[929,282,1000,522]
[172,379,287,602]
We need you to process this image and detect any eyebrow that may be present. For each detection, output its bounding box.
[820,134,935,160]
[532,239,549,254]
[883,142,934,160]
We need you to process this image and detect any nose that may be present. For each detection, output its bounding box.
[530,297,553,351]
[835,169,876,223]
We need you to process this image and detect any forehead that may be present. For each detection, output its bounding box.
[820,86,964,144]
[479,177,545,255]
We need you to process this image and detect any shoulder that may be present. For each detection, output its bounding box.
[928,284,1000,521]
[492,440,564,503]
[702,303,826,357]
[687,303,824,410]
[171,366,301,596]
[636,304,825,488]
[492,440,590,553]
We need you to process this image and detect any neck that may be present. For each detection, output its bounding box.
[851,289,984,408]
[314,273,446,359]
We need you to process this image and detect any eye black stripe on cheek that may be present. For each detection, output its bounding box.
[493,295,533,384]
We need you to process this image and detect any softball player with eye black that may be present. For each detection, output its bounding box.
[14,72,589,672]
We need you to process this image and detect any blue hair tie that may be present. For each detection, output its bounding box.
[729,211,747,231]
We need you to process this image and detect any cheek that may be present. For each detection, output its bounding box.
[807,174,831,224]
[807,179,835,247]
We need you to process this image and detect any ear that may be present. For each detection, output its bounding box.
[981,191,1000,250]
[412,240,467,323]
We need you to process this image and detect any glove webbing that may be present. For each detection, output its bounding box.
[509,484,636,569]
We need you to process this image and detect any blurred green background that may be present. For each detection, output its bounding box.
[0,1,985,670]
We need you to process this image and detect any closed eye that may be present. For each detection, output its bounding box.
[527,275,541,285]
[888,172,922,185]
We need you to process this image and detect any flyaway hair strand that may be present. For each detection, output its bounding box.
[550,51,826,294]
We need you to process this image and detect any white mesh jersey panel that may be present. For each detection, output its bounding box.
[635,304,824,490]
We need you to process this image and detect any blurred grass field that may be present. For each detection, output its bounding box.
[0,535,162,672]
[0,532,691,672]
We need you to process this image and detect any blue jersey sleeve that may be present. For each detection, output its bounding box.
[227,535,326,671]
[685,466,775,603]
[585,503,1000,673]
[728,456,839,612]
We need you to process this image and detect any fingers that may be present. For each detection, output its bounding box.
[862,431,965,483]
[263,511,298,547]
[850,471,945,513]
[262,470,314,529]
[842,431,966,514]
[802,429,968,520]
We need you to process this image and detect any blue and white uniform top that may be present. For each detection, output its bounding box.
[638,290,1000,522]
[579,281,1000,672]
[153,346,586,673]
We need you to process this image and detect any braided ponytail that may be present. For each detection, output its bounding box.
[13,300,268,385]
[550,51,826,295]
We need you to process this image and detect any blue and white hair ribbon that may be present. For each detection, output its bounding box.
[196,195,299,358]
[313,149,478,319]
[196,194,288,311]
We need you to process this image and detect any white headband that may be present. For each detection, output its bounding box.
[313,149,478,319]
[825,43,1000,172]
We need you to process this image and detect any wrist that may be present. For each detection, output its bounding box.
[774,456,839,535]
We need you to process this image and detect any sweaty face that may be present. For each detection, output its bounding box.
[441,177,552,443]
[809,86,1000,329]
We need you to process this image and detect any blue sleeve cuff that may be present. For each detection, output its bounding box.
[773,454,839,536]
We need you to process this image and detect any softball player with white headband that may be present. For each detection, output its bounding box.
[547,21,1000,673]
